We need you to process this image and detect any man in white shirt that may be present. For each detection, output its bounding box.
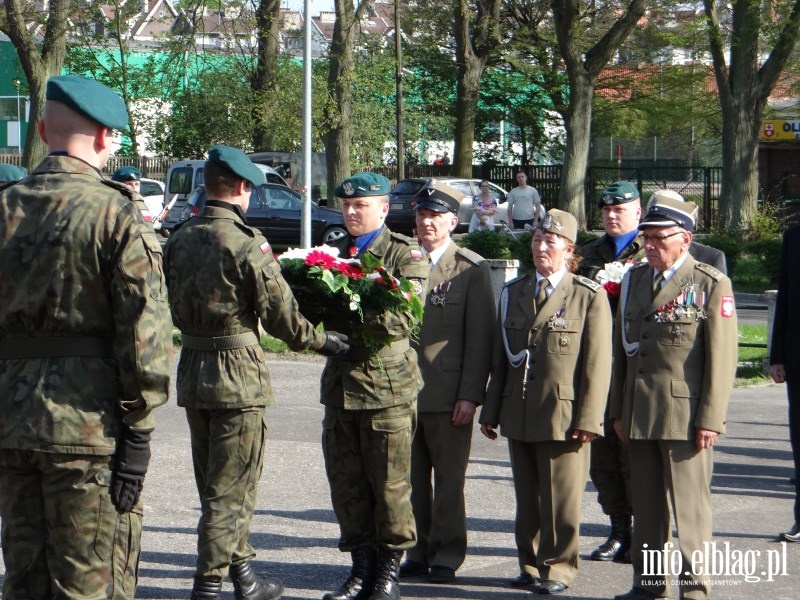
[507,171,544,229]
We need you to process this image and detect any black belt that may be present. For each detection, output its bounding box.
[0,336,113,359]
[339,338,410,361]
[181,332,259,351]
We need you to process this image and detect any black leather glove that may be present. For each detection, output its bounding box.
[111,427,152,513]
[319,331,350,357]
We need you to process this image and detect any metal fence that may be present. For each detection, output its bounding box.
[2,154,723,230]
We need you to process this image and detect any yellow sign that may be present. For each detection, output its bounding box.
[761,120,800,141]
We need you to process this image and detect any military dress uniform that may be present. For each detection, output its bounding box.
[481,219,612,588]
[610,244,737,596]
[165,198,329,584]
[0,152,172,598]
[406,238,494,574]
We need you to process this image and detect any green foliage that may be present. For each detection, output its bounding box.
[699,232,742,272]
[507,231,534,275]
[458,229,511,259]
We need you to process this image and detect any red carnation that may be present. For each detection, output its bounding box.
[603,281,621,297]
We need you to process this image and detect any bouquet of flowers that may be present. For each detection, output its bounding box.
[594,261,637,297]
[278,245,424,354]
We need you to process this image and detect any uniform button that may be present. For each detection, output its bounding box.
[532,327,538,332]
[642,333,649,339]
[638,368,645,374]
[640,351,647,357]
[645,316,652,322]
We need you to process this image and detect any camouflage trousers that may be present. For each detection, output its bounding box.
[322,401,417,551]
[0,449,142,599]
[588,419,632,517]
[185,406,266,581]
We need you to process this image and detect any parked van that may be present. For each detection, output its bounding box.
[159,159,289,235]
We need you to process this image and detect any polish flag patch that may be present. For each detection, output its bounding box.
[141,209,153,223]
[720,295,735,318]
[410,249,423,260]
[260,241,271,254]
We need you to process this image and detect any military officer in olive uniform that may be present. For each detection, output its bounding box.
[320,173,429,600]
[398,181,494,584]
[610,196,737,600]
[578,182,727,563]
[480,210,612,595]
[164,146,349,600]
[0,76,172,599]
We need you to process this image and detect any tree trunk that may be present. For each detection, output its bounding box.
[717,96,762,233]
[557,71,593,229]
[252,0,281,151]
[452,56,484,177]
[2,0,69,169]
[324,0,367,207]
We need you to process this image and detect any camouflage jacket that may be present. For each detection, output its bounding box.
[0,155,172,455]
[164,201,326,409]
[320,227,429,410]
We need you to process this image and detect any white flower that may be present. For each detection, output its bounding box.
[596,261,634,284]
[278,244,341,260]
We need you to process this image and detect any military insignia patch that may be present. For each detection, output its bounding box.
[720,295,735,318]
[260,241,271,254]
[412,280,424,296]
[410,249,423,260]
[140,209,153,223]
[342,181,355,196]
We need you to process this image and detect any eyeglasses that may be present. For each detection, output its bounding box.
[641,231,684,244]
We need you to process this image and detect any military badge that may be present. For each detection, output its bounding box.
[342,181,355,196]
[410,249,423,260]
[260,241,271,254]
[720,295,735,318]
[654,280,708,323]
[430,281,451,306]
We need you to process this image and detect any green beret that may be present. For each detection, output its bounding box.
[0,163,27,183]
[46,75,129,130]
[207,145,266,187]
[597,180,640,208]
[111,166,141,182]
[335,172,391,198]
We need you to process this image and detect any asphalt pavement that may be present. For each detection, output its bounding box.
[0,354,796,599]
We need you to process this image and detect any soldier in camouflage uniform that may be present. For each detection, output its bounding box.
[320,173,429,600]
[164,145,349,600]
[0,75,172,599]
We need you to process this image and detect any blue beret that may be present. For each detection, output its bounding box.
[46,75,129,130]
[336,173,391,198]
[111,166,141,182]
[414,179,462,214]
[207,145,266,187]
[0,163,27,182]
[598,180,640,208]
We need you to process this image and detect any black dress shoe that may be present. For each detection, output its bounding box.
[428,565,455,583]
[614,588,656,600]
[537,580,567,594]
[780,522,800,543]
[398,560,428,578]
[510,573,540,587]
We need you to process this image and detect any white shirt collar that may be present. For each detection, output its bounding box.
[425,238,451,267]
[536,266,567,292]
[656,251,690,283]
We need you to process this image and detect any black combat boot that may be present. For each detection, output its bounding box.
[229,561,284,600]
[323,546,376,600]
[367,546,402,600]
[190,576,222,600]
[590,513,632,562]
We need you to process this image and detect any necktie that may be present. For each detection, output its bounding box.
[536,278,549,311]
[652,272,664,299]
